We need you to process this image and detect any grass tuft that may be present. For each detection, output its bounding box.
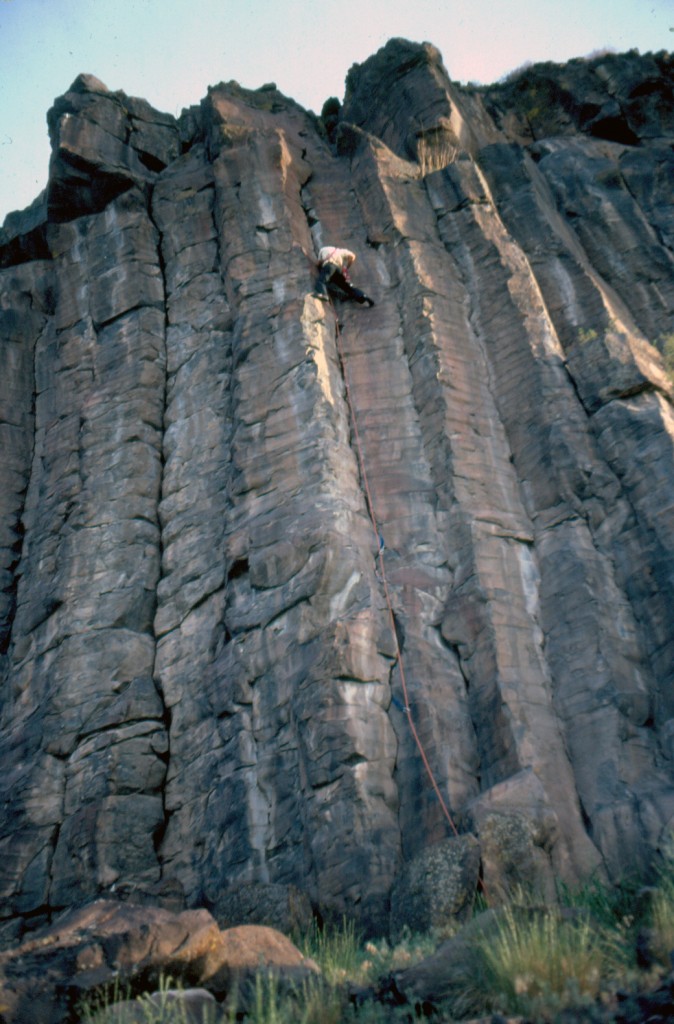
[247,972,343,1024]
[78,974,223,1024]
[300,917,362,987]
[74,857,674,1023]
[473,905,608,1017]
[651,839,674,966]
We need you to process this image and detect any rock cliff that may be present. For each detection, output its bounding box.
[1,39,673,941]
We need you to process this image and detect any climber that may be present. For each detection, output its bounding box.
[313,246,375,307]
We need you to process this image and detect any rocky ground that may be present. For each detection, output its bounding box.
[0,896,673,1023]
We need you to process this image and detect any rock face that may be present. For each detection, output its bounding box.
[1,40,673,940]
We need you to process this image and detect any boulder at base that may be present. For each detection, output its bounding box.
[0,899,317,1024]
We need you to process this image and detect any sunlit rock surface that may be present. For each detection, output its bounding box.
[1,39,673,940]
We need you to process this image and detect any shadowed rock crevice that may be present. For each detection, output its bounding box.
[1,40,673,940]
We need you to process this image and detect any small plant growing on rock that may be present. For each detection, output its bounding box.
[417,136,458,176]
[577,326,599,345]
[414,119,458,176]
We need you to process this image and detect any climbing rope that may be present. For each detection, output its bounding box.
[328,300,462,841]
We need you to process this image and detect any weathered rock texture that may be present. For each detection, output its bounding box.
[1,40,673,939]
[0,899,315,1022]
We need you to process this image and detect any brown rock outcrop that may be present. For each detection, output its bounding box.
[0,899,313,1022]
[0,39,673,940]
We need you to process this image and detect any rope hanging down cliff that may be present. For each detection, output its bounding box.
[327,297,462,843]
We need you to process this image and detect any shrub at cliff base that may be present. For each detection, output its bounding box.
[468,905,611,1018]
[651,842,674,968]
[77,859,674,1022]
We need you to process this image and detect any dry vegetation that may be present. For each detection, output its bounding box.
[76,840,674,1023]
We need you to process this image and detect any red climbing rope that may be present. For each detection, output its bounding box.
[329,301,461,841]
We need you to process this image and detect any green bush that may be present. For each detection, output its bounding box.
[76,871,674,1024]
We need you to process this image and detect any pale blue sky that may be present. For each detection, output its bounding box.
[0,0,671,225]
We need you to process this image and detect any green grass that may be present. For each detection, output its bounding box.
[557,873,642,970]
[650,840,674,967]
[78,974,224,1024]
[299,916,439,989]
[76,854,674,1023]
[134,978,223,1024]
[300,917,363,987]
[471,905,611,1018]
[246,972,344,1024]
[77,976,130,1023]
[455,865,674,1020]
[651,878,674,967]
[558,874,637,927]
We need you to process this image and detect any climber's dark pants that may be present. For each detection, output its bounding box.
[315,263,369,304]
